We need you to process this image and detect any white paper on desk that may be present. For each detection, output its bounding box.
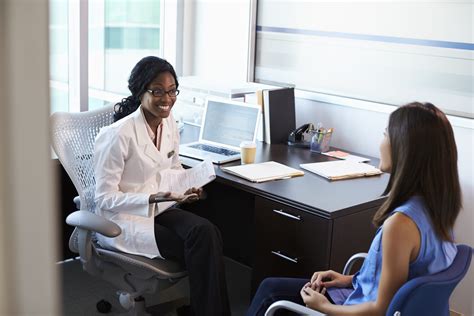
[321,151,370,163]
[343,155,370,163]
[161,159,216,194]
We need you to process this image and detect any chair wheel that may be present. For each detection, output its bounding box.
[118,292,134,310]
[96,299,112,313]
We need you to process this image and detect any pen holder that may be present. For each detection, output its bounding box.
[310,130,333,153]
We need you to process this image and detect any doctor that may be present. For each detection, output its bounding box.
[94,56,230,316]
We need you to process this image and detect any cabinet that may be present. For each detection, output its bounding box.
[252,196,378,292]
[253,197,331,290]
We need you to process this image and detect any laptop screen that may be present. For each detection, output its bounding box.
[201,99,259,148]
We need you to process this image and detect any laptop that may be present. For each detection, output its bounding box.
[179,97,261,164]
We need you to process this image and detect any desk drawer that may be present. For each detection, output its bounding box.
[252,197,331,290]
[255,197,331,258]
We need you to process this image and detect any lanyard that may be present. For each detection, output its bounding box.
[156,123,163,151]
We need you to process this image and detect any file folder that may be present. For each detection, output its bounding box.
[222,161,304,183]
[300,160,382,181]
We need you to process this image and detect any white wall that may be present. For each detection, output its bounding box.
[0,0,59,314]
[184,1,474,315]
[182,0,251,81]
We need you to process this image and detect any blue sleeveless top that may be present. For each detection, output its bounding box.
[342,196,457,305]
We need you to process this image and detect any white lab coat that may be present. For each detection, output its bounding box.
[93,106,183,259]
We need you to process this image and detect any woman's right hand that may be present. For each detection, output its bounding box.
[149,192,172,204]
[310,270,353,290]
[149,192,199,204]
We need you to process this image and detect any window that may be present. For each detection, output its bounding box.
[49,0,162,113]
[254,0,474,119]
[49,0,69,113]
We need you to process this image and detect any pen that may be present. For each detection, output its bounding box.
[318,128,325,143]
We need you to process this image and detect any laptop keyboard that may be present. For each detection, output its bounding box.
[189,144,239,156]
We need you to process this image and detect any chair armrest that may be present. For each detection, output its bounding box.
[265,300,325,316]
[343,252,368,275]
[73,196,81,210]
[66,210,121,237]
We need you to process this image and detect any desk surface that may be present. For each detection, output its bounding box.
[179,124,389,219]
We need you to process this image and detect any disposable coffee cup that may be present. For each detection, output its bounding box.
[240,141,257,164]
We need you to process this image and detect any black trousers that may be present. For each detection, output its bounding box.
[155,208,231,316]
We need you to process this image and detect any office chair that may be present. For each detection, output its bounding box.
[51,105,187,315]
[265,244,472,316]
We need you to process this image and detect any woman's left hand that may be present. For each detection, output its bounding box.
[179,187,203,204]
[300,282,331,312]
[184,187,203,199]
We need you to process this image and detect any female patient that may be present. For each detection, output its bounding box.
[94,56,230,316]
[247,102,461,315]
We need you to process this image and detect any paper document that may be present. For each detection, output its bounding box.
[300,160,382,181]
[222,161,304,183]
[321,150,370,163]
[162,159,216,194]
[154,160,215,215]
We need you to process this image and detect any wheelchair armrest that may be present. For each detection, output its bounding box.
[265,300,325,316]
[343,252,368,275]
[66,210,121,238]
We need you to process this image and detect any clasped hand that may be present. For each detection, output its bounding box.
[300,270,352,311]
[149,187,203,204]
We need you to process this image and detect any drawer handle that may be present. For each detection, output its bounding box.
[272,209,301,221]
[271,250,298,263]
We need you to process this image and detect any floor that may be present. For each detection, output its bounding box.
[60,257,252,316]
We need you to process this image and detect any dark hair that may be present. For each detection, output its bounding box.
[114,56,179,121]
[373,102,461,241]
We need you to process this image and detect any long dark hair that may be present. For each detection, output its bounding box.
[114,56,179,122]
[373,102,461,241]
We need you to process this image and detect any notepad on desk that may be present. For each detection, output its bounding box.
[300,160,382,181]
[221,161,304,183]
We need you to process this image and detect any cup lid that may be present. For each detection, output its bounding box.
[240,141,256,148]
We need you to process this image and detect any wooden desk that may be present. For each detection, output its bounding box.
[180,125,389,292]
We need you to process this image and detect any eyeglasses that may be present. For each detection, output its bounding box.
[146,88,180,98]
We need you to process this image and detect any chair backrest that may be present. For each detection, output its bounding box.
[386,244,472,316]
[51,105,115,213]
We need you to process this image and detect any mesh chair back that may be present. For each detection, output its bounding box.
[51,105,115,213]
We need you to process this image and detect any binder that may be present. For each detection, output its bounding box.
[262,87,296,144]
[300,160,383,181]
[221,161,304,183]
[244,90,265,141]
